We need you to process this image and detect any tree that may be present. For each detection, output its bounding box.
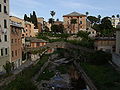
[98,15,101,23]
[50,11,55,25]
[24,14,28,21]
[101,17,113,30]
[3,61,12,74]
[56,18,59,21]
[48,18,54,24]
[77,31,89,39]
[87,16,99,24]
[44,26,49,32]
[32,11,38,28]
[116,14,120,18]
[51,24,64,33]
[112,15,115,18]
[86,12,89,16]
[89,50,112,65]
[50,11,55,18]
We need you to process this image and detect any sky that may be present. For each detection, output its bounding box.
[10,0,120,21]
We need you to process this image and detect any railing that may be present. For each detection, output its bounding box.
[74,61,97,90]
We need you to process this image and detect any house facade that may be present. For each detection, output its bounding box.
[25,37,47,48]
[111,18,120,28]
[10,20,23,69]
[63,12,87,34]
[94,37,116,53]
[0,0,11,72]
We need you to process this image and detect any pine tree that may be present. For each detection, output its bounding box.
[24,14,28,21]
[32,11,38,28]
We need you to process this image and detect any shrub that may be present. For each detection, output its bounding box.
[89,50,112,65]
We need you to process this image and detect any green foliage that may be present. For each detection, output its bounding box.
[51,24,64,33]
[77,31,89,39]
[3,61,12,74]
[24,11,38,28]
[50,11,55,17]
[37,69,55,82]
[37,32,49,41]
[87,16,99,24]
[92,17,115,36]
[88,50,112,65]
[70,19,77,24]
[56,64,70,74]
[32,11,38,28]
[4,55,49,90]
[48,18,55,24]
[81,63,120,90]
[67,38,94,48]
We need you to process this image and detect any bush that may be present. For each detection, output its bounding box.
[89,50,112,65]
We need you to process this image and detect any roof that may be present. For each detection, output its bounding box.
[63,12,86,17]
[25,37,47,43]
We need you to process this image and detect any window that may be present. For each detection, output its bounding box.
[36,43,40,46]
[22,34,24,37]
[0,35,1,42]
[11,39,13,43]
[4,6,7,13]
[4,0,6,3]
[1,49,3,56]
[5,48,7,55]
[15,50,17,56]
[15,39,17,43]
[4,19,7,28]
[12,51,14,57]
[0,4,1,12]
[80,21,82,24]
[4,35,7,41]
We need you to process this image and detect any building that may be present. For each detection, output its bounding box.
[94,37,116,53]
[22,21,35,37]
[111,18,120,28]
[10,16,35,37]
[116,24,120,54]
[0,0,11,72]
[54,21,63,25]
[87,28,97,38]
[25,37,47,48]
[37,17,44,33]
[10,16,36,48]
[63,12,87,34]
[10,20,23,69]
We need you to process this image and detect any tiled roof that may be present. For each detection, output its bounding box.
[25,37,47,43]
[63,12,86,17]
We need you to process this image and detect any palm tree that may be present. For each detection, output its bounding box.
[50,11,55,25]
[50,11,55,18]
[86,12,89,16]
[112,15,115,18]
[98,15,101,23]
[116,14,120,22]
[116,14,120,18]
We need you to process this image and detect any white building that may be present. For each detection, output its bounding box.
[111,18,120,28]
[0,0,11,72]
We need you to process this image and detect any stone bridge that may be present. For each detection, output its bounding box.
[25,41,95,53]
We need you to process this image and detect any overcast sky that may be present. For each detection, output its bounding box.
[10,0,120,21]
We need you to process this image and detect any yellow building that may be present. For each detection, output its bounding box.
[63,12,87,34]
[10,16,35,37]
